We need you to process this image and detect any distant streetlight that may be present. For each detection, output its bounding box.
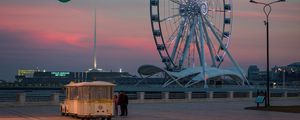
[277,68,286,89]
[277,67,295,89]
[249,0,286,107]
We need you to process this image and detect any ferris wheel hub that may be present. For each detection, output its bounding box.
[180,0,208,17]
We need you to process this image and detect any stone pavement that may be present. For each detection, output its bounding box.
[0,99,299,120]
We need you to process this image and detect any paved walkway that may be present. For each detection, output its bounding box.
[0,99,299,120]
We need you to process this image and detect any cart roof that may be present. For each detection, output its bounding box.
[65,81,115,87]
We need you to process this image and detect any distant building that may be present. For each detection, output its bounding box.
[16,70,131,86]
[247,65,260,81]
[271,62,300,86]
[247,62,300,86]
[16,69,40,82]
[14,69,165,87]
[287,62,300,68]
[258,71,267,82]
[287,62,300,85]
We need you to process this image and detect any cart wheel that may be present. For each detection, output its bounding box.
[64,107,68,116]
[71,114,76,118]
[60,106,64,116]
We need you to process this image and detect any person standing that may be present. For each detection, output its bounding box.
[123,92,128,116]
[118,91,128,116]
[113,94,119,116]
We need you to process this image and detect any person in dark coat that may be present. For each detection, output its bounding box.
[118,91,128,116]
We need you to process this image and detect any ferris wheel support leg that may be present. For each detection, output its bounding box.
[162,77,184,88]
[224,51,247,85]
[179,18,196,68]
[204,17,250,86]
[163,78,176,87]
[185,80,194,87]
[185,80,203,88]
[162,74,184,88]
[135,74,155,86]
[198,16,208,88]
[162,78,173,87]
[201,20,217,67]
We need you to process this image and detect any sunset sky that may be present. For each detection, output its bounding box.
[0,0,299,81]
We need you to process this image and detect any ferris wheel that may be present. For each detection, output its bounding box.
[150,0,249,87]
[150,0,233,70]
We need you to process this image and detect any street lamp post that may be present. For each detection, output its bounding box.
[283,69,286,89]
[249,0,286,107]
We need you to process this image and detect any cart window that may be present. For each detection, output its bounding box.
[78,86,89,100]
[66,87,69,100]
[69,87,78,100]
[90,86,112,100]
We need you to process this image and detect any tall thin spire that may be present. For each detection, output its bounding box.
[93,7,97,70]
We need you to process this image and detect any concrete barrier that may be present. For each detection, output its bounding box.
[283,91,288,98]
[228,91,234,99]
[17,93,26,105]
[162,92,169,102]
[248,91,253,99]
[185,92,192,101]
[137,92,145,103]
[51,93,60,105]
[208,91,213,99]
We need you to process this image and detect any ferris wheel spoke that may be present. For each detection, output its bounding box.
[204,14,215,22]
[169,0,184,5]
[197,15,208,87]
[202,14,222,32]
[204,16,222,41]
[160,14,180,22]
[179,17,196,68]
[200,16,217,67]
[166,17,182,42]
[204,17,222,39]
[204,16,225,61]
[173,15,183,24]
[208,9,225,12]
[197,16,206,69]
[174,22,188,65]
[171,17,187,60]
[166,23,181,49]
[194,27,203,66]
[210,24,222,37]
[166,16,182,41]
[167,24,180,45]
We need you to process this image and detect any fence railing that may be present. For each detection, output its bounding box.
[1,90,299,106]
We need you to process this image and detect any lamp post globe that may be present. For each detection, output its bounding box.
[58,0,71,3]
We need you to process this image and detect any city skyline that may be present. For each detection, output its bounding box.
[0,0,300,81]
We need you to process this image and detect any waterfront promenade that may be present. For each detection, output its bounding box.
[0,99,299,120]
